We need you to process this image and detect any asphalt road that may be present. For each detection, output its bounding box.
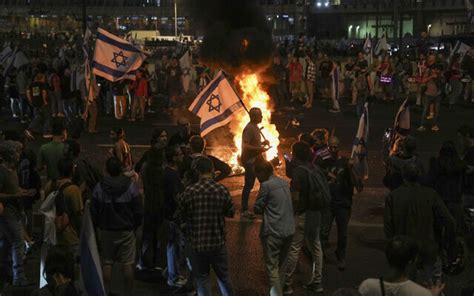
[1,94,474,296]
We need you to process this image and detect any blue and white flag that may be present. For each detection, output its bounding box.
[189,71,243,137]
[92,28,147,82]
[180,50,193,93]
[450,40,471,63]
[351,102,369,180]
[389,99,410,154]
[374,34,388,56]
[466,0,474,23]
[80,200,105,296]
[363,34,373,66]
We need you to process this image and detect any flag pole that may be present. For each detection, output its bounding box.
[222,71,270,144]
[82,30,95,119]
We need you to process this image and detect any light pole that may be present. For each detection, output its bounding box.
[174,0,178,37]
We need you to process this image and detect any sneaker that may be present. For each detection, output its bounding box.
[328,108,341,113]
[57,112,65,117]
[167,277,187,288]
[13,278,34,286]
[427,113,434,120]
[337,257,347,270]
[24,129,35,140]
[240,210,256,219]
[417,126,426,132]
[431,125,440,132]
[12,114,19,118]
[303,281,323,293]
[42,134,53,139]
[136,263,146,271]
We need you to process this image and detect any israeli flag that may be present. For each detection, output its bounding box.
[180,50,193,93]
[92,28,147,82]
[351,102,369,180]
[80,200,105,296]
[363,34,373,66]
[374,34,389,56]
[189,71,243,137]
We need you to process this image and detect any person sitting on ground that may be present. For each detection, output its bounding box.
[358,236,444,296]
[31,246,79,296]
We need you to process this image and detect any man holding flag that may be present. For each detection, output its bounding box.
[351,102,369,180]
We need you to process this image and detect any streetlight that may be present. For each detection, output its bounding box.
[427,23,432,35]
[348,25,353,38]
[356,25,360,38]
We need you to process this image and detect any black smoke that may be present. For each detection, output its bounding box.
[193,0,274,76]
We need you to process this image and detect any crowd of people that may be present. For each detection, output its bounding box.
[0,29,473,296]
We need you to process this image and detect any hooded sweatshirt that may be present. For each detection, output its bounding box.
[91,175,143,231]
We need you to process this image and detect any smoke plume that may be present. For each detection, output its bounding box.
[194,0,274,76]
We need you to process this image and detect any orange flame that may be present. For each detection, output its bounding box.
[227,73,280,170]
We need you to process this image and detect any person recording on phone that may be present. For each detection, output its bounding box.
[240,107,270,219]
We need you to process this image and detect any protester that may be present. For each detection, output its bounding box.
[254,159,295,296]
[0,141,36,286]
[168,117,197,148]
[24,72,51,140]
[178,156,235,296]
[284,141,327,294]
[138,147,165,271]
[288,56,303,102]
[303,52,317,109]
[44,157,83,254]
[241,107,269,219]
[112,80,128,120]
[163,145,187,288]
[31,246,80,296]
[358,236,444,296]
[91,157,143,294]
[417,63,444,132]
[38,122,66,181]
[321,136,362,270]
[109,128,133,171]
[384,162,455,284]
[129,70,148,122]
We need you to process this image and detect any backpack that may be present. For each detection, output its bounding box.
[298,165,331,210]
[74,159,102,192]
[50,181,74,232]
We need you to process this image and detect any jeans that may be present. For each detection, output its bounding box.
[28,106,51,135]
[63,99,77,119]
[167,221,186,282]
[19,94,32,119]
[242,161,256,212]
[420,95,441,127]
[321,207,351,260]
[285,212,323,286]
[0,215,26,282]
[189,245,233,296]
[448,80,463,105]
[262,235,293,296]
[9,96,22,118]
[139,213,164,268]
[49,91,64,115]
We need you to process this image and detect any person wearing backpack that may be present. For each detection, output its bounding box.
[284,141,330,295]
[44,158,83,254]
[320,136,362,271]
[384,162,455,286]
[63,140,102,202]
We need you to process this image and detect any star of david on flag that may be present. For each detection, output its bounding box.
[189,71,244,137]
[92,28,147,82]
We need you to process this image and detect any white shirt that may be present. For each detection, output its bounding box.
[359,279,431,296]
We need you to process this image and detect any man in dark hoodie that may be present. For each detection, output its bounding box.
[91,157,143,295]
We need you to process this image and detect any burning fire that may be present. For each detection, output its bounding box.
[228,73,280,169]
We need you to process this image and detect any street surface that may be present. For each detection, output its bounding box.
[2,96,474,295]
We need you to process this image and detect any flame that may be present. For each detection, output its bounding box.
[228,73,280,170]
